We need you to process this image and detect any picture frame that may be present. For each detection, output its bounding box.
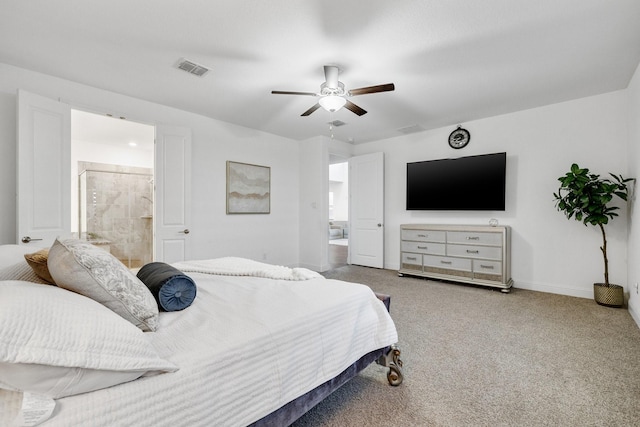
[226,161,271,214]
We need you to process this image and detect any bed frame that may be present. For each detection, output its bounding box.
[250,293,404,426]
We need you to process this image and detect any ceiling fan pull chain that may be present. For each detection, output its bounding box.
[329,112,334,139]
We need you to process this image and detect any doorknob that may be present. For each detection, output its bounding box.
[21,236,43,243]
[179,229,190,234]
[377,223,383,227]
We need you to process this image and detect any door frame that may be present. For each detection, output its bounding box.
[328,156,351,266]
[17,90,191,262]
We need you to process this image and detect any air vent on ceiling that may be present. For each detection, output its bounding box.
[397,124,425,134]
[176,58,210,77]
[327,120,347,127]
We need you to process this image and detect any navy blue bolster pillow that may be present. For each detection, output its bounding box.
[137,262,197,312]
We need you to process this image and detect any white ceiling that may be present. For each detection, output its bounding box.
[71,110,155,150]
[2,0,640,145]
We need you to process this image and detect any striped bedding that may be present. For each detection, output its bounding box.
[3,270,397,426]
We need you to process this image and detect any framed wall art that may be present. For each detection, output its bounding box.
[226,161,271,214]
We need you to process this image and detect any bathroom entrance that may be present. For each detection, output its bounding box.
[72,110,155,268]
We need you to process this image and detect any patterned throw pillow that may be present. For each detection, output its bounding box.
[48,238,159,332]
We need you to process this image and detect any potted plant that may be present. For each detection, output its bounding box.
[553,164,633,307]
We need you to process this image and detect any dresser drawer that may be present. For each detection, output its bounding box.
[401,229,446,243]
[401,241,446,255]
[447,231,503,246]
[424,255,472,272]
[401,253,423,271]
[447,244,502,261]
[473,259,502,276]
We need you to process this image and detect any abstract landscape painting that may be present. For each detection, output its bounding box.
[226,161,270,214]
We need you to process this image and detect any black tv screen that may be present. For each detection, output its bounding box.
[406,152,506,211]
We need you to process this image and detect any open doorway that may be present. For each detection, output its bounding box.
[71,110,155,268]
[329,157,349,268]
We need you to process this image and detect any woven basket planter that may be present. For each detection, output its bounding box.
[593,283,624,308]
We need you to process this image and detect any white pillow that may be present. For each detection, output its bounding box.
[48,238,159,331]
[0,281,177,399]
[0,260,50,284]
[0,244,47,270]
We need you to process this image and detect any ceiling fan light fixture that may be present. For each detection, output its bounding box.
[319,95,346,112]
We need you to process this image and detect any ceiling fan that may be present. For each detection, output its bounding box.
[271,65,395,117]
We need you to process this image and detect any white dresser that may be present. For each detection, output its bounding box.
[399,224,513,292]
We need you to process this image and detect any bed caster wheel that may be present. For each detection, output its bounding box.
[377,345,404,386]
[387,365,403,386]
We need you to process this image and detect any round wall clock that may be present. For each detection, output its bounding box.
[448,126,470,149]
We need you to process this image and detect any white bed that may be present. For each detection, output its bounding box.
[0,242,402,426]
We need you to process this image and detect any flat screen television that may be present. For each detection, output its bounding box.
[406,152,506,211]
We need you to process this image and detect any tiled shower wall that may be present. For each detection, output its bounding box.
[79,161,153,268]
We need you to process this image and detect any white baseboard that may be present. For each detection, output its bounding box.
[513,280,593,300]
[629,303,640,329]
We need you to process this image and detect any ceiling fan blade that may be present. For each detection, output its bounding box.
[348,83,395,96]
[323,65,340,89]
[344,100,367,116]
[271,90,318,96]
[301,103,321,116]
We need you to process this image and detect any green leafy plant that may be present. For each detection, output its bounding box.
[553,164,633,287]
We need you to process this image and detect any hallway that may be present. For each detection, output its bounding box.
[328,239,348,269]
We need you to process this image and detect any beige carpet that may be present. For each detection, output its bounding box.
[292,265,640,427]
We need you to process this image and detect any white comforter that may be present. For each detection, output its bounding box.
[172,257,323,281]
[12,270,397,426]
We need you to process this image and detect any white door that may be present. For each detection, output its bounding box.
[155,125,192,263]
[17,90,71,247]
[349,152,384,268]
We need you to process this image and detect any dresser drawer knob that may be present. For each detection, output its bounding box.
[479,264,495,269]
[466,236,479,240]
[466,249,479,254]
[417,246,427,250]
[440,260,452,265]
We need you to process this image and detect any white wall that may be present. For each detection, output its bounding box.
[0,89,16,244]
[626,62,640,325]
[353,91,630,300]
[0,62,301,267]
[298,136,330,271]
